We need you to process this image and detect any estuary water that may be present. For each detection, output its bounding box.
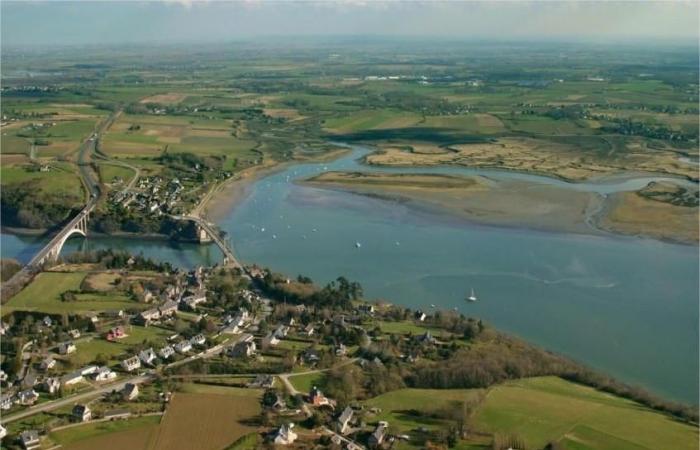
[2,146,698,403]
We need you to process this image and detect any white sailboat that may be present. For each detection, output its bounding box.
[467,288,477,302]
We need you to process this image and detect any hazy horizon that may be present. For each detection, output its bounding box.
[2,1,699,49]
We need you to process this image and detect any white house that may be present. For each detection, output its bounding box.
[17,389,39,406]
[61,371,84,386]
[40,357,56,371]
[94,366,117,382]
[42,377,61,394]
[175,340,192,354]
[58,341,77,355]
[72,404,91,422]
[181,293,207,310]
[369,421,389,447]
[262,332,280,347]
[273,324,289,339]
[221,323,241,334]
[0,394,13,410]
[121,383,139,401]
[68,329,81,339]
[159,300,179,317]
[139,348,157,365]
[337,406,354,434]
[158,345,175,360]
[273,423,298,445]
[79,365,99,377]
[121,356,141,372]
[190,334,206,346]
[228,340,256,358]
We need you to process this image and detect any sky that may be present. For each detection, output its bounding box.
[2,1,698,48]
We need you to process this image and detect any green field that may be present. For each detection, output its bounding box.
[50,415,161,448]
[1,163,83,197]
[324,109,423,133]
[98,163,136,184]
[4,272,145,315]
[363,377,699,450]
[473,377,699,450]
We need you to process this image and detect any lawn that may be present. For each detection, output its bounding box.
[70,325,170,366]
[376,320,434,336]
[287,372,324,394]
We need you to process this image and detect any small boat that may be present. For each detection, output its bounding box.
[430,304,436,308]
[272,234,277,239]
[467,288,477,302]
[355,242,362,248]
[260,227,266,232]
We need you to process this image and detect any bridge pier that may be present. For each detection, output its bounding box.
[197,224,213,243]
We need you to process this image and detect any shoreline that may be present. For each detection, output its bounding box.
[201,148,352,223]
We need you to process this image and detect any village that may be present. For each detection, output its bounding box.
[0,257,467,450]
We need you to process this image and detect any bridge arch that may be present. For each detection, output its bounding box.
[52,227,87,260]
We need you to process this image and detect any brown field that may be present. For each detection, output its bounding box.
[367,138,697,181]
[263,108,305,121]
[139,93,187,105]
[474,113,505,130]
[62,423,159,450]
[601,192,699,243]
[0,154,30,165]
[188,128,233,138]
[36,142,77,157]
[82,271,122,292]
[101,141,164,157]
[142,125,187,139]
[151,392,261,450]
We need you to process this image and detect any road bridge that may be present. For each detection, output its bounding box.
[171,215,243,269]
